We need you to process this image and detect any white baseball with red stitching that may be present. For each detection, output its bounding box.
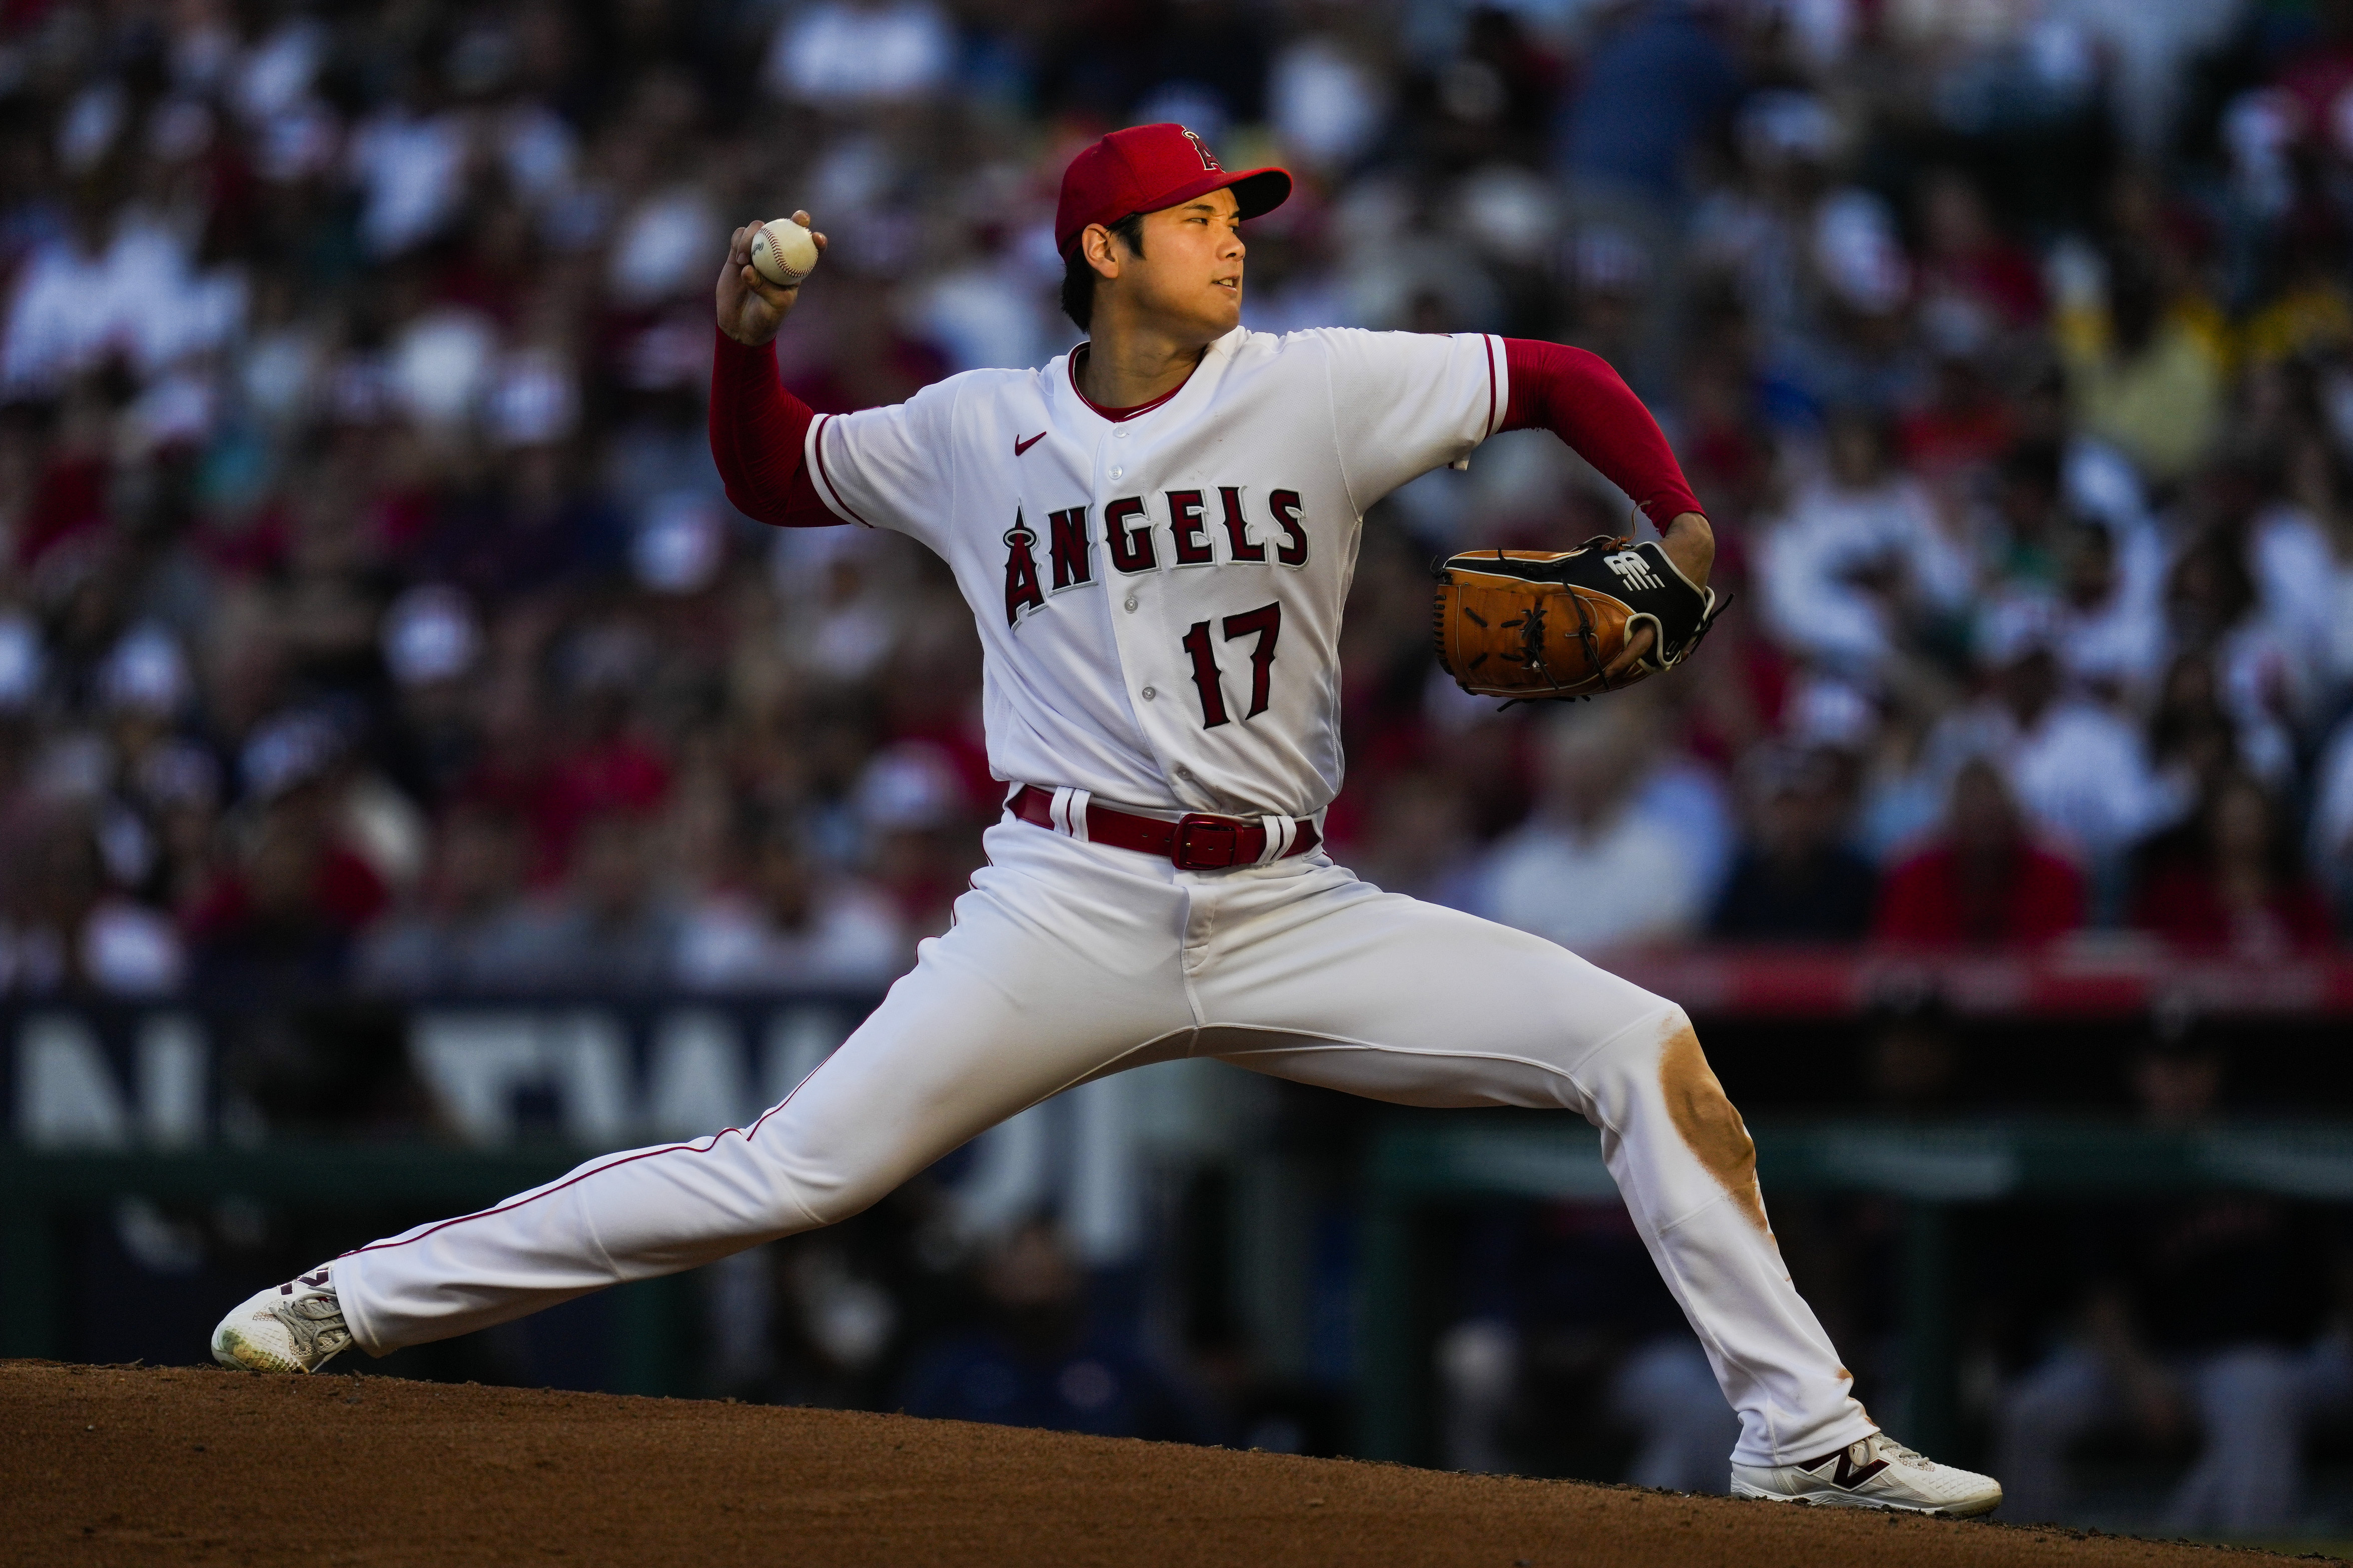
[749,217,817,286]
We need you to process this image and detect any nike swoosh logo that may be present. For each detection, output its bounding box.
[1014,431,1046,456]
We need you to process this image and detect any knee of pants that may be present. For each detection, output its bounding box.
[741,1123,919,1234]
[1584,1006,1759,1176]
[1576,1002,1687,1099]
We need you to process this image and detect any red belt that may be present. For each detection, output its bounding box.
[1007,784,1321,871]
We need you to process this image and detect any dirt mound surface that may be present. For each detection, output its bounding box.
[0,1361,2311,1567]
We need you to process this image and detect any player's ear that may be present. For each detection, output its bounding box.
[1081,223,1122,281]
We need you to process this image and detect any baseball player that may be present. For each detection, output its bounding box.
[215,125,1998,1515]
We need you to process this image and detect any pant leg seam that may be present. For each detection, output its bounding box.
[1652,1186,1760,1241]
[1197,1022,1599,1096]
[1195,1009,1682,1138]
[1023,1026,1201,1104]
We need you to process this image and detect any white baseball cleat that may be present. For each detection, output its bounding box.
[211,1264,354,1373]
[1731,1433,2001,1517]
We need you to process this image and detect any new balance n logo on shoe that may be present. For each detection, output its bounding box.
[1806,1443,1891,1490]
[1605,550,1665,592]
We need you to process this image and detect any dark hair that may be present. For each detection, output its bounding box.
[1059,212,1147,332]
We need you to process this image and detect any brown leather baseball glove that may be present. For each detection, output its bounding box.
[1432,535,1722,701]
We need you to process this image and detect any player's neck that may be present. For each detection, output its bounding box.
[1074,318,1216,413]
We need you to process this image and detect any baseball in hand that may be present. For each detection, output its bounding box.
[750,217,819,287]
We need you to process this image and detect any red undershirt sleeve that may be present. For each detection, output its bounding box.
[1500,338,1704,530]
[709,328,834,527]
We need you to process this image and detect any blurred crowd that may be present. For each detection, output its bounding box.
[5,0,2353,1000]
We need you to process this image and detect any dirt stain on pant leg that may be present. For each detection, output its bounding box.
[1658,1023,1769,1233]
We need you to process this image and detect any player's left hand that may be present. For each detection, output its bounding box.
[1605,512,1714,680]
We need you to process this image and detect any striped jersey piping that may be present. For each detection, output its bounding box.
[807,414,871,527]
[1482,334,1500,437]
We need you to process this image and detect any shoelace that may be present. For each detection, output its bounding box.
[289,1294,342,1323]
[280,1291,352,1358]
[1873,1437,1935,1472]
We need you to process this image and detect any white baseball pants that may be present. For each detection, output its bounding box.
[335,817,1875,1466]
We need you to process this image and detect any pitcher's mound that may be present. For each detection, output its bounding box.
[0,1361,2311,1566]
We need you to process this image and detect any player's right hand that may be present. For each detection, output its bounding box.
[716,211,826,346]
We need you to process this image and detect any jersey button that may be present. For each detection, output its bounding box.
[1113,427,1127,439]
[1123,596,1138,612]
[1141,686,1156,701]
[1109,466,1124,480]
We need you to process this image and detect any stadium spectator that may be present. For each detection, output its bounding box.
[1912,169,2045,333]
[1756,408,1971,677]
[1873,759,2084,948]
[852,739,981,946]
[1476,706,1716,951]
[1343,766,1481,909]
[1554,0,1737,209]
[1708,744,1875,942]
[357,802,540,993]
[2041,514,2168,699]
[2056,250,2224,486]
[2128,773,2336,955]
[184,797,385,992]
[1898,337,2014,485]
[1921,620,2185,878]
[2248,436,2353,698]
[498,807,683,991]
[2147,651,2249,801]
[674,812,906,989]
[2164,520,2304,786]
[0,802,182,994]
[1973,442,2074,597]
[900,1219,1205,1442]
[763,0,956,112]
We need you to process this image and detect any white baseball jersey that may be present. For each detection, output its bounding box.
[802,326,1508,818]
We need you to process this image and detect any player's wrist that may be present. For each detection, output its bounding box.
[718,315,782,348]
[1661,511,1714,589]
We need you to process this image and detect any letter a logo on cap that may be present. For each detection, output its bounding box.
[1181,128,1221,172]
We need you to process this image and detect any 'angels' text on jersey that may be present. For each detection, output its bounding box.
[1001,487,1309,628]
[803,327,1507,820]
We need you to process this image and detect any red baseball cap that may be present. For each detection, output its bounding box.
[1054,124,1291,258]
